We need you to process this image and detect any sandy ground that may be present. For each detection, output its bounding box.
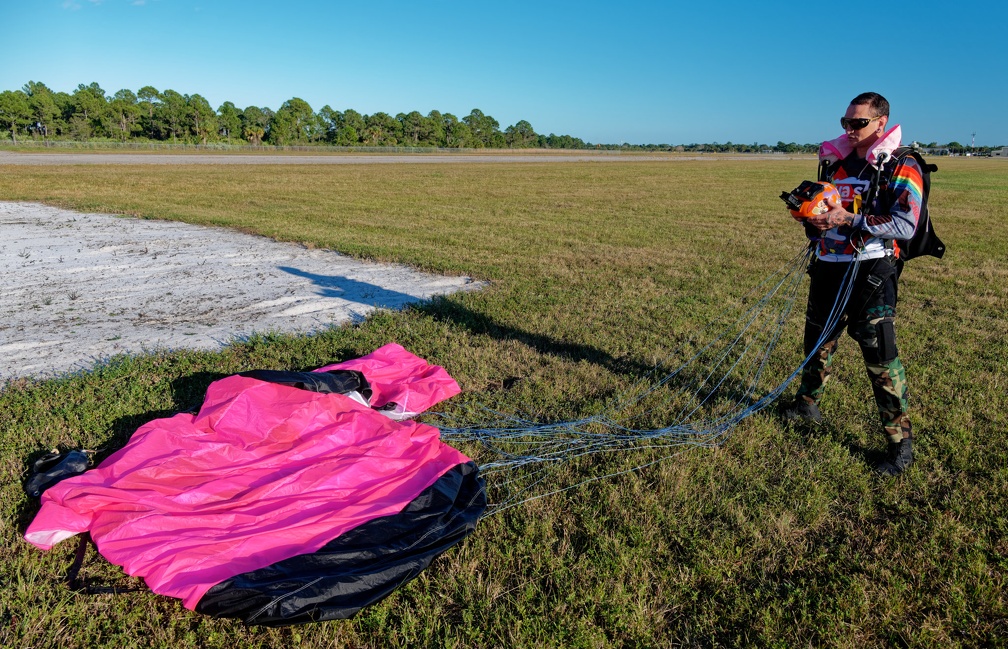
[1,201,482,380]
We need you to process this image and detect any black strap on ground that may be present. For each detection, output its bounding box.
[65,533,141,595]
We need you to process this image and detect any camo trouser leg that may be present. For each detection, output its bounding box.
[852,303,912,443]
[866,358,912,443]
[796,257,912,443]
[795,259,849,405]
[795,335,840,405]
[847,258,912,443]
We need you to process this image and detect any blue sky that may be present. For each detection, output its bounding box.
[2,0,1005,145]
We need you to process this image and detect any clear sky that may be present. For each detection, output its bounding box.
[2,0,1004,146]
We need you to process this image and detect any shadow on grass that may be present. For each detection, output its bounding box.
[414,295,655,380]
[780,415,888,471]
[416,294,814,433]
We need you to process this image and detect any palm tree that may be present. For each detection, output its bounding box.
[244,125,264,146]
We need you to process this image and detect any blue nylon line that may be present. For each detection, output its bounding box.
[596,248,810,431]
[431,243,866,514]
[614,247,812,428]
[600,246,814,417]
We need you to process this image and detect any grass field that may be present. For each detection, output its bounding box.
[1,156,1006,647]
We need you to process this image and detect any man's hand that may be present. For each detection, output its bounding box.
[807,203,856,231]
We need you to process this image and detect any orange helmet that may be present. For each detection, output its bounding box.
[780,181,841,220]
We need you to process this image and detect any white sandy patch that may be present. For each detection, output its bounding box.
[1,201,483,380]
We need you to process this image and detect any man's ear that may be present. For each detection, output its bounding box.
[877,115,888,134]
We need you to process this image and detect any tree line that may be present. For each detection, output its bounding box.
[1,81,995,153]
[0,81,586,149]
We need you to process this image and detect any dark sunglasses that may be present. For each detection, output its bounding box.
[840,116,882,130]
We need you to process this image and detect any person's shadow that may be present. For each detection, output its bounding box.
[278,266,430,310]
[414,294,656,386]
[279,265,681,390]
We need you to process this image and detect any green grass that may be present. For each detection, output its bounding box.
[1,157,1006,647]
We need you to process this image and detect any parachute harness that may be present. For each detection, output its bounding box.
[431,243,863,515]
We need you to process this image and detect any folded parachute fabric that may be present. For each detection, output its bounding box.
[24,343,486,625]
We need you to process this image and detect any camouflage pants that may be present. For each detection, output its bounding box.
[795,256,911,443]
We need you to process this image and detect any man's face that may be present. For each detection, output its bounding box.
[842,102,887,153]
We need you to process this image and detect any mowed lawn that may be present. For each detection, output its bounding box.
[1,156,1006,647]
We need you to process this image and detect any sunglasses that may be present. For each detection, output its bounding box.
[840,116,882,130]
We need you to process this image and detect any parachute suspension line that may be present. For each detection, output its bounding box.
[587,243,817,433]
[433,244,862,515]
[605,245,812,418]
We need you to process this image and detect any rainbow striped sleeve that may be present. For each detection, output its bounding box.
[889,156,924,225]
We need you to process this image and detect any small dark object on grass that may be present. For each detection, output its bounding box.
[779,398,823,424]
[25,449,91,498]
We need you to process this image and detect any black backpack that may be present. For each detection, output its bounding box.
[888,147,945,261]
[820,146,946,261]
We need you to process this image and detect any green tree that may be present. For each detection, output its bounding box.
[244,125,265,146]
[397,111,430,146]
[23,81,60,139]
[51,91,74,137]
[337,108,365,145]
[317,105,341,143]
[137,86,161,139]
[441,112,471,148]
[156,89,187,141]
[0,89,31,142]
[186,93,216,144]
[425,110,446,147]
[241,105,269,145]
[109,89,141,141]
[217,101,241,141]
[306,111,324,142]
[363,111,400,146]
[505,119,537,148]
[544,133,586,149]
[268,97,317,145]
[463,108,501,148]
[70,82,108,139]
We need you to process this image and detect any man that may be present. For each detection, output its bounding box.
[781,92,923,476]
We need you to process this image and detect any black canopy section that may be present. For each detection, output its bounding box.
[195,460,486,626]
[238,369,372,402]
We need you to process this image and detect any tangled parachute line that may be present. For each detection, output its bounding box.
[430,244,863,515]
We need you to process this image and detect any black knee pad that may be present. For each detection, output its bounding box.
[875,318,898,364]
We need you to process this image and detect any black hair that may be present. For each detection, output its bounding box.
[850,92,890,118]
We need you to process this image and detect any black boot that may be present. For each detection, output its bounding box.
[874,438,913,476]
[780,398,822,423]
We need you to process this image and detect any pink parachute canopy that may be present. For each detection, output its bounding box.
[25,343,469,610]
